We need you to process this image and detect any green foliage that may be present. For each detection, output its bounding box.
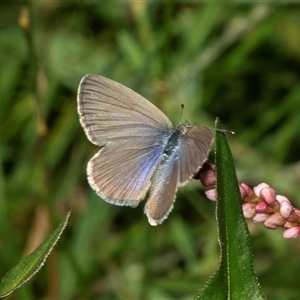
[0,212,70,298]
[196,120,265,300]
[1,2,300,299]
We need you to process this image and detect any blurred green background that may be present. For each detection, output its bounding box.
[1,1,300,299]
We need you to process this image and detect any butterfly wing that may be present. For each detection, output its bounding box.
[178,125,214,185]
[77,75,173,206]
[144,156,179,225]
[145,125,214,225]
[77,74,173,146]
[87,139,165,207]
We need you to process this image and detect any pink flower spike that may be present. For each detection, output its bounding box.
[264,212,285,229]
[205,188,217,202]
[253,183,270,197]
[255,201,268,213]
[283,226,300,239]
[253,213,269,223]
[242,203,256,219]
[260,187,276,206]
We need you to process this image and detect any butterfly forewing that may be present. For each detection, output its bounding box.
[77,75,173,146]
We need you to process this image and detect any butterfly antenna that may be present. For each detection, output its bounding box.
[180,104,184,123]
[212,128,235,135]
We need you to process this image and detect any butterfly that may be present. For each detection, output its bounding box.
[77,75,214,225]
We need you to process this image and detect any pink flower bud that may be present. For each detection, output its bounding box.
[277,197,293,219]
[276,195,291,204]
[240,183,255,202]
[264,212,285,229]
[260,187,276,206]
[195,163,216,187]
[255,201,268,213]
[199,169,216,187]
[283,222,294,229]
[283,226,300,239]
[242,202,256,219]
[253,213,269,223]
[253,183,270,197]
[205,188,217,201]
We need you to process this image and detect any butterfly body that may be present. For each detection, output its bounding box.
[77,75,213,225]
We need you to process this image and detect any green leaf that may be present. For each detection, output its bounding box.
[0,211,71,298]
[195,119,266,300]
